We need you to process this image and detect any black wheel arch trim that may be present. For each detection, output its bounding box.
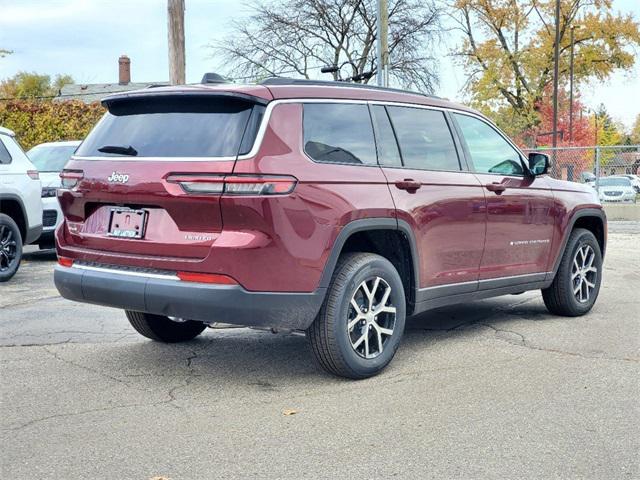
[549,207,606,279]
[318,218,420,292]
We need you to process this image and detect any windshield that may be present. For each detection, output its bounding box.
[599,177,631,187]
[27,144,78,172]
[76,96,264,158]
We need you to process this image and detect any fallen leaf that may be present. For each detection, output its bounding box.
[283,409,299,416]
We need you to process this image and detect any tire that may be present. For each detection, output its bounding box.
[125,311,207,342]
[542,228,602,316]
[0,213,23,282]
[307,252,406,379]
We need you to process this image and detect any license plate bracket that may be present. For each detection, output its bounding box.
[108,208,147,239]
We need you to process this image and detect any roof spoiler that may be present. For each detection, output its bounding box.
[101,89,269,109]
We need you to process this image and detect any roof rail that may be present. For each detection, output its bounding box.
[259,77,441,99]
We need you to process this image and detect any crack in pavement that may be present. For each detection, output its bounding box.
[3,348,206,431]
[409,297,638,363]
[42,346,136,387]
[0,294,62,309]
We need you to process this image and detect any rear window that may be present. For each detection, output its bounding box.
[303,103,377,165]
[76,97,264,158]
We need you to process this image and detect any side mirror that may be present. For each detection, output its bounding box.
[528,152,550,176]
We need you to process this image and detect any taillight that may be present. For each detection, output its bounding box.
[27,170,39,180]
[57,256,73,267]
[166,175,224,194]
[176,271,237,284]
[60,169,84,189]
[224,176,296,195]
[166,174,297,195]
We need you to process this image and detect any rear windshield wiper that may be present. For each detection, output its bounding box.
[97,145,138,156]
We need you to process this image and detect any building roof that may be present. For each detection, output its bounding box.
[54,82,168,104]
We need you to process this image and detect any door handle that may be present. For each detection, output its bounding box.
[395,179,421,192]
[485,182,506,194]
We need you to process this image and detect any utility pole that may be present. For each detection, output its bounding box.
[376,0,389,87]
[552,0,561,150]
[168,0,186,85]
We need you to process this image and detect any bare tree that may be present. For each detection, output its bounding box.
[210,0,442,93]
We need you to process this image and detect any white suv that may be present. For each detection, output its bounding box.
[27,140,81,248]
[0,127,43,281]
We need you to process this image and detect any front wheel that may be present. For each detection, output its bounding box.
[307,252,406,379]
[125,311,207,342]
[0,214,23,282]
[542,228,603,316]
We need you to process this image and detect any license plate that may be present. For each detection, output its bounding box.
[108,208,147,239]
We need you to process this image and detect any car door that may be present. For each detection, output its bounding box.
[451,112,555,282]
[372,104,487,300]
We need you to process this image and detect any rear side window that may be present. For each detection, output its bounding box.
[303,103,377,165]
[76,97,261,158]
[370,105,402,167]
[386,107,460,171]
[0,138,12,164]
[453,113,524,175]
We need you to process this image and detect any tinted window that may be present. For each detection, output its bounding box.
[76,97,259,158]
[371,105,401,167]
[303,103,377,165]
[27,145,77,172]
[454,113,524,175]
[386,107,460,171]
[0,138,11,164]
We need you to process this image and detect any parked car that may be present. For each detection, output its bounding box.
[27,140,81,248]
[620,174,640,193]
[0,127,42,281]
[597,176,637,203]
[53,79,607,378]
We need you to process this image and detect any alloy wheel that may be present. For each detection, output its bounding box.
[347,276,396,359]
[572,244,597,303]
[0,225,18,273]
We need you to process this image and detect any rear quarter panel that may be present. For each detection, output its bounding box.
[229,103,396,291]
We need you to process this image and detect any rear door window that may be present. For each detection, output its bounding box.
[386,107,461,171]
[370,105,402,167]
[303,103,377,165]
[76,97,263,158]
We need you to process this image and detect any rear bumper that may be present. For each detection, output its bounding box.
[54,265,325,330]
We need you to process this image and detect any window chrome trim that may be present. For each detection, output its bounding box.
[71,97,525,164]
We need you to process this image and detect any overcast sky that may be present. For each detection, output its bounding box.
[1,0,638,128]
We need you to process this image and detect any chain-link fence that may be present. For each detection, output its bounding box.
[523,145,640,196]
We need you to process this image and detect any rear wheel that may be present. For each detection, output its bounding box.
[542,228,602,316]
[125,311,207,342]
[0,214,22,282]
[307,252,406,379]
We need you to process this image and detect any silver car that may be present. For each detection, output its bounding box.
[598,176,637,203]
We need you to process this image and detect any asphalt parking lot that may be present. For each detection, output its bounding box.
[1,223,639,479]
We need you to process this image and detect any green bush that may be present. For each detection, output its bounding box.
[0,100,104,150]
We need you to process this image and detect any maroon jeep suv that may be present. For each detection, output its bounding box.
[54,78,606,378]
